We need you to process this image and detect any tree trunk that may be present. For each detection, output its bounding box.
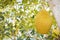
[48,0,60,30]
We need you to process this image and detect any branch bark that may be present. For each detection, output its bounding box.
[48,0,60,30]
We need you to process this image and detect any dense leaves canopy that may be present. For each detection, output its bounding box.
[0,0,58,40]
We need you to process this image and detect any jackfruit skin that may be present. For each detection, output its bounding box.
[35,9,52,34]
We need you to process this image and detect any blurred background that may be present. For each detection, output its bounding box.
[0,0,60,40]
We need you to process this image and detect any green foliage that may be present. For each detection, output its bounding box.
[0,0,58,40]
[0,0,16,9]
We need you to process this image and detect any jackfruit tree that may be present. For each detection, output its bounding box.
[0,0,60,40]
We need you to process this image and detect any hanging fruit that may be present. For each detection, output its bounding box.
[35,9,53,34]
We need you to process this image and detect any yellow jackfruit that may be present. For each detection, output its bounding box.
[35,9,52,34]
